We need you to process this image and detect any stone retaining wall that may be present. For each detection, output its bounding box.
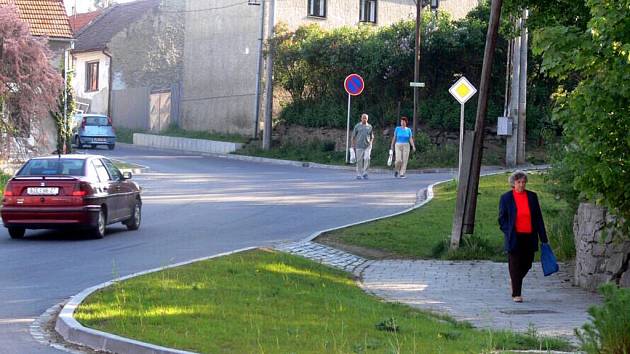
[273,124,504,151]
[574,203,630,290]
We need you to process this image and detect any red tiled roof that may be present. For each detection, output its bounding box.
[0,0,73,38]
[68,9,101,33]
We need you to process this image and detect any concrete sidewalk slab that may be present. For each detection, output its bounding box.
[358,259,601,342]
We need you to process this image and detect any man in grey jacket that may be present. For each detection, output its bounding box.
[351,113,374,179]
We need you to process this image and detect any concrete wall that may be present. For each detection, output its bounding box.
[133,133,243,154]
[181,0,259,136]
[440,0,482,21]
[71,51,110,115]
[108,1,184,90]
[277,0,481,30]
[574,203,630,290]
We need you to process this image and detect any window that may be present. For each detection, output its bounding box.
[85,61,99,92]
[18,159,85,176]
[308,0,326,17]
[360,0,377,23]
[92,159,112,182]
[102,158,123,181]
[84,116,110,126]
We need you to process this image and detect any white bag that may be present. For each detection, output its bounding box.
[387,149,393,166]
[349,148,356,164]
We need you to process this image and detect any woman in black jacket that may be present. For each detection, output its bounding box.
[498,170,549,302]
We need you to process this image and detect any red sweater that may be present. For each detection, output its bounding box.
[513,189,532,233]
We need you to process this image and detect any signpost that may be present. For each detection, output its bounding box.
[448,76,477,180]
[344,74,365,163]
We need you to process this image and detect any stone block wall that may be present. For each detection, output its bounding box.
[574,203,630,291]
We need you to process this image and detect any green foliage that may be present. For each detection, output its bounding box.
[531,0,630,228]
[576,283,630,353]
[274,4,509,133]
[51,65,76,154]
[321,173,575,261]
[0,173,9,195]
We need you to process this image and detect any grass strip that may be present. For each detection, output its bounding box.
[318,172,576,261]
[75,249,571,353]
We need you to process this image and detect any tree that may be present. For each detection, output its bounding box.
[529,0,629,227]
[51,62,76,154]
[0,5,63,159]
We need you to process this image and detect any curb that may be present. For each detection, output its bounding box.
[55,247,256,354]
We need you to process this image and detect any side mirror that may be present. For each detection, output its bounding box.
[122,171,132,180]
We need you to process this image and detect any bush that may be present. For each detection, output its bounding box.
[576,283,630,354]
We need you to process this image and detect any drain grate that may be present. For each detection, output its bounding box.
[500,309,560,315]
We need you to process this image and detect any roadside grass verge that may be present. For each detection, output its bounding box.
[75,249,572,353]
[115,126,250,144]
[318,172,575,261]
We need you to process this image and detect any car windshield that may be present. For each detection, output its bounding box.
[84,116,110,126]
[17,159,86,176]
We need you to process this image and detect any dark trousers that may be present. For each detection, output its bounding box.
[508,233,536,297]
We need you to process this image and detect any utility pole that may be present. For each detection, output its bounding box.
[262,0,275,150]
[462,0,504,235]
[450,0,504,248]
[412,0,422,134]
[516,9,528,164]
[506,34,520,168]
[250,0,265,139]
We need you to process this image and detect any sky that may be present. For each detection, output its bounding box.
[64,0,134,15]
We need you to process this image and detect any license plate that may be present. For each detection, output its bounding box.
[27,187,59,195]
[94,138,107,142]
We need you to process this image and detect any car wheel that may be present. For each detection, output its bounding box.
[92,210,106,239]
[124,200,141,231]
[8,227,25,239]
[108,144,115,150]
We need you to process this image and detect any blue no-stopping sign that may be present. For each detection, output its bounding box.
[344,74,364,96]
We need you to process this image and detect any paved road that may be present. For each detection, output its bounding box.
[0,144,452,354]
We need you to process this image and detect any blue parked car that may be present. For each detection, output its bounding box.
[72,114,117,150]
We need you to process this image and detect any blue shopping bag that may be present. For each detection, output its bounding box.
[541,243,559,276]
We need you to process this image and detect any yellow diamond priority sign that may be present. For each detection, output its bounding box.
[449,77,477,104]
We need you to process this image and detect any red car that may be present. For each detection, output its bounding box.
[1,155,142,239]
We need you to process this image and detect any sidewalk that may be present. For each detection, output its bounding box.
[275,241,602,343]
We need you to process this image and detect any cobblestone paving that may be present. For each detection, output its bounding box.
[274,241,369,274]
[276,241,602,343]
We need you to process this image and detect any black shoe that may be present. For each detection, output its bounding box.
[363,174,368,179]
[399,175,407,179]
[394,171,399,178]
